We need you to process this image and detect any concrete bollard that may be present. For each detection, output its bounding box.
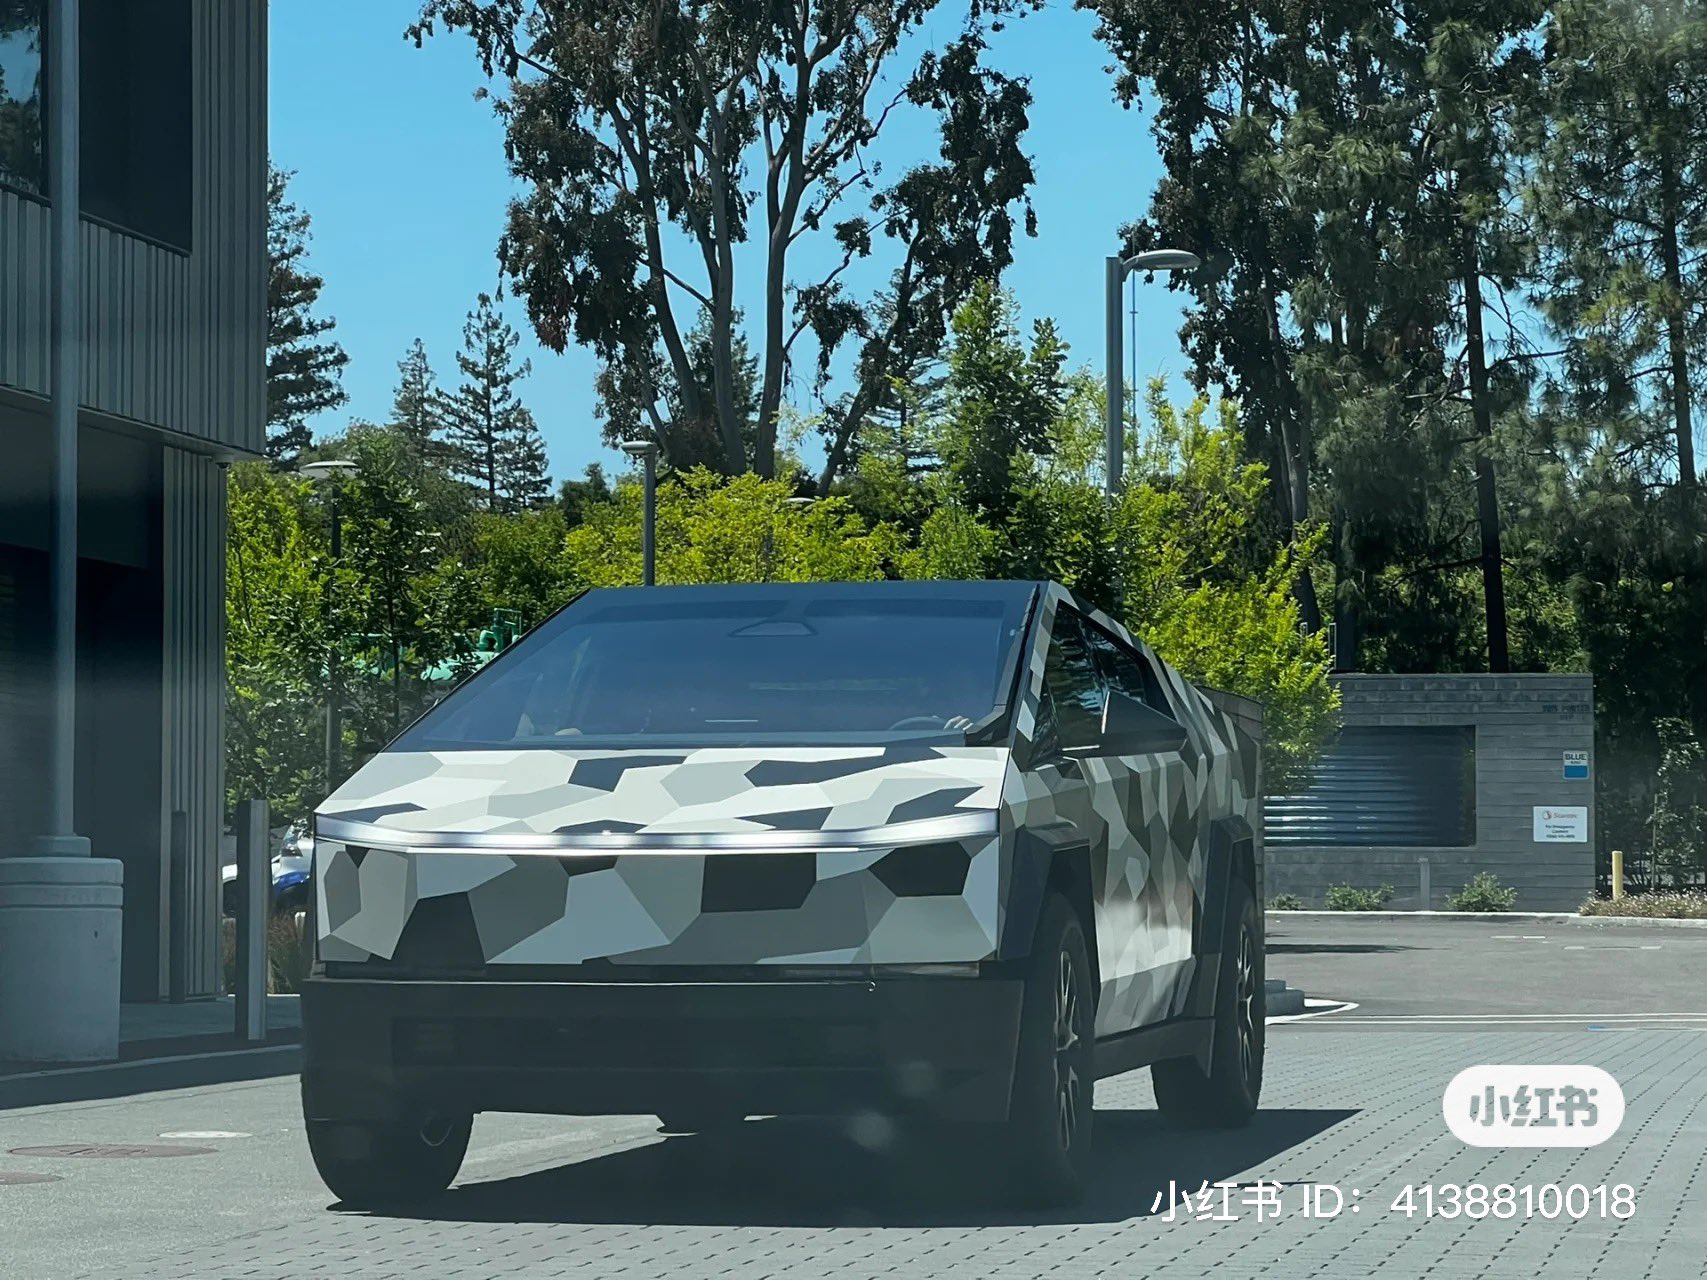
[0,858,124,1062]
[233,800,269,1042]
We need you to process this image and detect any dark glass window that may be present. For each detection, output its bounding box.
[1040,610,1104,752]
[393,584,1034,750]
[1081,618,1176,718]
[80,0,191,249]
[0,0,43,193]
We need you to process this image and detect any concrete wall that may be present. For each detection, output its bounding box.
[1267,674,1596,912]
[0,0,267,456]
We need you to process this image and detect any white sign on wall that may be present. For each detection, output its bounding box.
[1533,806,1589,843]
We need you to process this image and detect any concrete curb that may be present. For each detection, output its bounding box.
[0,1042,301,1111]
[1267,910,1707,928]
[1264,978,1306,1016]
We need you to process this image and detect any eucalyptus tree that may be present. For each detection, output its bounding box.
[410,0,1041,481]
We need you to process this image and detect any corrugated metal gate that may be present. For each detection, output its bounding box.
[1265,725,1475,847]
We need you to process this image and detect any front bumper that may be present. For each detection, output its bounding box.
[300,972,1025,1124]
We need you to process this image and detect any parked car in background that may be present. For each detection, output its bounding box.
[300,581,1264,1208]
[221,820,314,918]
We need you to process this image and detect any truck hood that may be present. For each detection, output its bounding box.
[315,745,1008,843]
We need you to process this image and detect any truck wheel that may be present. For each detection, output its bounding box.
[1152,876,1264,1127]
[304,1110,472,1207]
[1005,894,1094,1205]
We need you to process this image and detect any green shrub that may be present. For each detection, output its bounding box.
[1325,883,1394,911]
[1579,890,1707,919]
[1268,893,1306,910]
[220,910,313,994]
[1446,871,1518,912]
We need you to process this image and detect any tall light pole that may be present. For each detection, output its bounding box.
[1105,248,1201,495]
[300,460,356,790]
[42,0,83,854]
[619,441,659,586]
[761,496,815,582]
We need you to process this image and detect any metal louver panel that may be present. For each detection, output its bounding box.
[1265,726,1475,848]
[0,565,21,843]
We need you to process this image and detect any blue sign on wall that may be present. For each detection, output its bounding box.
[1563,750,1590,781]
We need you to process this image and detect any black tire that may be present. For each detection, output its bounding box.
[1152,875,1264,1127]
[304,1108,472,1208]
[1004,893,1095,1206]
[655,1106,747,1134]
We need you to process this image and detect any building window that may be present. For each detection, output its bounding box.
[81,0,191,249]
[0,0,44,194]
[1265,725,1477,848]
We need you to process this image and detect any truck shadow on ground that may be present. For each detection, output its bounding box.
[1266,942,1419,955]
[373,1105,1357,1229]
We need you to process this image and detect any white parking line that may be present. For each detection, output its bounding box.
[1268,998,1359,1023]
[1341,1010,1707,1020]
[1335,1013,1707,1026]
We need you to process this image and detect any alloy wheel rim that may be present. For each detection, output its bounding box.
[1054,946,1083,1152]
[1235,927,1258,1083]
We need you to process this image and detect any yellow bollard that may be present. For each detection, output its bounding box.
[1612,849,1624,901]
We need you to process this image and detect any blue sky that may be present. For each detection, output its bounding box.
[268,0,1191,482]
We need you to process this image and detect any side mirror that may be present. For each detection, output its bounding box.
[1098,690,1189,756]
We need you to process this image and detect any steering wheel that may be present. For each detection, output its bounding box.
[887,713,969,730]
[887,714,954,731]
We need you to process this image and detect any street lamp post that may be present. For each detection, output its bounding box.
[300,460,356,790]
[619,441,660,586]
[1104,248,1201,495]
[761,496,815,582]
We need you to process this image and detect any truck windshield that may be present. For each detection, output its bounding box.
[390,584,1034,750]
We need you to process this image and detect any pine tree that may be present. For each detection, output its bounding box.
[1528,0,1707,486]
[497,406,552,511]
[1091,0,1547,672]
[265,167,348,463]
[436,294,536,512]
[390,339,441,454]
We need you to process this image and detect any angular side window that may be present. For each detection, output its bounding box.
[1041,611,1104,751]
[1082,619,1179,721]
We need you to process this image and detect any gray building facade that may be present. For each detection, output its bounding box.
[1265,674,1596,913]
[0,0,266,1001]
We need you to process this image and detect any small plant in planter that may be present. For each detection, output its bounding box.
[1325,883,1394,911]
[1446,871,1517,912]
[1269,893,1306,910]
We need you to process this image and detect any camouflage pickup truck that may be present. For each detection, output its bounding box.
[301,579,1264,1207]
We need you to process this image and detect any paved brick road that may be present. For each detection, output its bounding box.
[4,1022,1702,1280]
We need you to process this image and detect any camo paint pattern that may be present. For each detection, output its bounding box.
[314,582,1259,1036]
[1003,585,1261,1035]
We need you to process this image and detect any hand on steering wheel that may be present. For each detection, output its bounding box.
[887,714,976,732]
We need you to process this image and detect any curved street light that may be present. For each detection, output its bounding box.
[618,441,660,586]
[1105,248,1202,495]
